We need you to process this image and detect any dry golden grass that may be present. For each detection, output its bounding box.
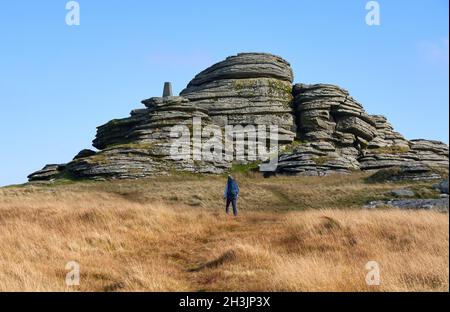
[0,173,448,291]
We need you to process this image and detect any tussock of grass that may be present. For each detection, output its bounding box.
[365,167,403,183]
[282,140,305,153]
[313,156,333,166]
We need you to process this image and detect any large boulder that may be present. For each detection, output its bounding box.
[73,149,97,160]
[28,164,66,181]
[359,139,449,171]
[433,179,449,194]
[180,53,296,144]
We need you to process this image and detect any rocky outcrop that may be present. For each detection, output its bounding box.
[365,164,446,183]
[65,96,230,180]
[276,84,382,175]
[274,83,448,176]
[358,139,449,171]
[180,53,296,144]
[27,52,448,182]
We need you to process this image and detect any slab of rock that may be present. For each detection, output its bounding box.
[365,164,445,183]
[389,189,415,197]
[73,149,97,160]
[367,115,409,149]
[433,179,449,194]
[185,52,294,86]
[28,164,66,181]
[365,198,449,212]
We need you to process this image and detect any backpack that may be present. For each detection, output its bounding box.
[228,180,238,197]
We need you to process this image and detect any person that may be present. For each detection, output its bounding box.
[224,175,239,216]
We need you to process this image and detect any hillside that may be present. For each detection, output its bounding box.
[1,172,448,291]
[6,53,449,292]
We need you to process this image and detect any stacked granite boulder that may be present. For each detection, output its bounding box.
[357,118,447,171]
[180,53,296,144]
[27,52,448,182]
[275,83,448,176]
[276,84,377,175]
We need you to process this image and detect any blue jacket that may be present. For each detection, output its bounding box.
[224,177,239,198]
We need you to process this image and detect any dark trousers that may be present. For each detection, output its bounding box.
[226,196,238,216]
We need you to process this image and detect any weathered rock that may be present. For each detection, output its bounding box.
[359,139,449,171]
[365,198,449,212]
[274,83,376,175]
[28,164,66,181]
[365,164,445,183]
[389,189,415,198]
[73,149,97,160]
[367,115,409,149]
[185,53,293,86]
[274,83,448,176]
[433,179,449,194]
[409,139,449,167]
[181,53,296,144]
[66,95,231,179]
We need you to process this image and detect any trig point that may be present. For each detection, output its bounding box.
[163,82,173,97]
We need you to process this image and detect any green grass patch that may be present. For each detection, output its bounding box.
[282,140,305,154]
[106,142,156,150]
[333,190,391,208]
[368,146,410,155]
[364,167,403,184]
[409,185,441,199]
[231,162,260,173]
[313,156,333,166]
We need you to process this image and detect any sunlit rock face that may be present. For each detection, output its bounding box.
[274,83,448,176]
[180,53,296,144]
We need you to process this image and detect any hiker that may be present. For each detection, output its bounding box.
[224,175,239,216]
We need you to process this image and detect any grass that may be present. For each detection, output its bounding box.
[313,156,333,166]
[230,162,260,174]
[368,146,411,155]
[365,167,403,183]
[282,140,305,153]
[105,142,156,151]
[0,172,448,291]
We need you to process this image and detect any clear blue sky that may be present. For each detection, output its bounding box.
[0,0,448,186]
